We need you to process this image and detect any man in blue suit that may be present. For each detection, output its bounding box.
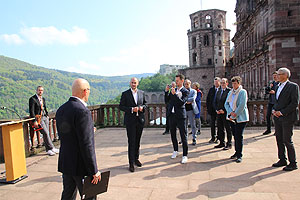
[56,78,101,200]
[165,74,189,164]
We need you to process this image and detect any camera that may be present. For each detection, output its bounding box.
[264,81,273,95]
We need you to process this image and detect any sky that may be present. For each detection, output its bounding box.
[0,0,237,76]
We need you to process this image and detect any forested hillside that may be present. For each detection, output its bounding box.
[0,55,153,119]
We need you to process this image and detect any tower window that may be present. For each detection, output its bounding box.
[192,37,196,49]
[204,35,209,46]
[192,53,197,64]
[219,52,222,56]
[206,15,211,20]
[206,23,212,28]
[193,17,199,28]
[208,58,212,65]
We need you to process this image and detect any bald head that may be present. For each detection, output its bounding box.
[72,78,90,102]
[130,77,139,91]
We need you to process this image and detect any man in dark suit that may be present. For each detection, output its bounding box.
[165,74,189,164]
[214,78,232,150]
[56,78,101,199]
[263,71,279,135]
[206,77,221,143]
[29,86,59,156]
[163,81,176,135]
[119,77,147,172]
[272,67,299,171]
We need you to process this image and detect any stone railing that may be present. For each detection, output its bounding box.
[1,100,299,160]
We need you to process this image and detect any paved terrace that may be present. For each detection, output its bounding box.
[0,127,300,200]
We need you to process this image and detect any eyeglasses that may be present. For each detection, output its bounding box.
[277,73,285,76]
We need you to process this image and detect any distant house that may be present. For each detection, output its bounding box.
[159,64,187,75]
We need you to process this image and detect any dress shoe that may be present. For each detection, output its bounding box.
[263,130,271,135]
[192,139,196,146]
[236,157,242,163]
[162,131,169,135]
[230,154,237,159]
[223,143,232,150]
[283,163,298,171]
[214,143,225,148]
[272,160,287,167]
[129,164,135,172]
[178,141,182,144]
[208,138,216,143]
[197,131,201,135]
[135,160,142,167]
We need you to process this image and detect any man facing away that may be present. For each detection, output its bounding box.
[214,78,232,150]
[184,79,199,145]
[165,74,189,164]
[206,77,221,143]
[119,77,147,172]
[56,78,101,200]
[263,71,279,135]
[29,86,59,156]
[272,67,299,171]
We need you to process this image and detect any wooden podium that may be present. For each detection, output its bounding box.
[0,118,33,183]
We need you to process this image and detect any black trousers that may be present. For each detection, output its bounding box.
[209,113,217,140]
[61,174,96,200]
[274,118,297,163]
[266,103,274,131]
[165,115,170,132]
[216,114,232,145]
[126,121,144,164]
[169,114,188,156]
[230,121,247,158]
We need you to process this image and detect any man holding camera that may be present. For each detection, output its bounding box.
[263,71,279,135]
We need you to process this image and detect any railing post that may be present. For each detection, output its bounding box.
[153,106,157,126]
[159,105,163,126]
[23,122,30,156]
[106,107,110,126]
[248,102,254,125]
[52,119,58,142]
[145,106,150,126]
[117,107,121,126]
[49,119,53,141]
[112,106,116,126]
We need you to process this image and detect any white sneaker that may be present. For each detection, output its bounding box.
[171,151,178,159]
[51,148,59,154]
[181,156,188,164]
[47,150,55,156]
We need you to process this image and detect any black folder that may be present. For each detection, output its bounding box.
[82,171,110,199]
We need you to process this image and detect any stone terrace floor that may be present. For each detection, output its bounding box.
[1,127,300,200]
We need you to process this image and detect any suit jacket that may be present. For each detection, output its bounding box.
[165,87,189,119]
[268,81,279,104]
[273,81,300,122]
[119,89,147,126]
[29,94,48,122]
[216,87,231,114]
[206,86,218,115]
[224,89,249,123]
[186,88,199,115]
[56,97,98,176]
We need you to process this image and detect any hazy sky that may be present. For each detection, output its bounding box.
[0,0,236,76]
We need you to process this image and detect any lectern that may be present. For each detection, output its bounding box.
[0,118,33,184]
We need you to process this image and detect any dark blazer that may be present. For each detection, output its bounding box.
[269,81,279,104]
[119,89,147,126]
[56,97,98,176]
[29,95,48,121]
[206,86,218,115]
[215,87,231,113]
[165,87,189,119]
[273,81,300,122]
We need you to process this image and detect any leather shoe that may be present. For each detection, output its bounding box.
[223,144,232,150]
[272,160,287,167]
[208,138,216,143]
[135,160,142,167]
[230,154,237,159]
[129,164,135,172]
[162,131,169,135]
[192,139,196,145]
[263,130,271,135]
[283,163,298,171]
[236,157,242,163]
[214,143,225,148]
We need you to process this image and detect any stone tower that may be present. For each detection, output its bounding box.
[180,9,231,98]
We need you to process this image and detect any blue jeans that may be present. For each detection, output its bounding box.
[229,121,247,158]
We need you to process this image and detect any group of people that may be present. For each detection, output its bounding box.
[27,66,299,199]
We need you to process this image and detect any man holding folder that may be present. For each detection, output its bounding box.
[56,78,101,200]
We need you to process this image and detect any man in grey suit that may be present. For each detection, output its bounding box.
[184,79,199,145]
[272,67,299,171]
